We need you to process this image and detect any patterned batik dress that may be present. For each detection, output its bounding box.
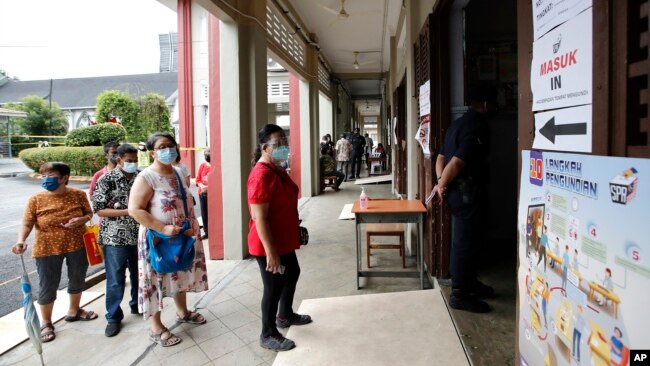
[137,168,208,319]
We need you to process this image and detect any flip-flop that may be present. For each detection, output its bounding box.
[176,311,206,325]
[149,327,182,347]
[65,309,98,322]
[40,323,55,342]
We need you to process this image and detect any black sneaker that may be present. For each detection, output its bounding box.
[131,307,142,315]
[260,334,295,351]
[105,322,121,337]
[471,281,495,298]
[276,313,312,328]
[449,294,491,313]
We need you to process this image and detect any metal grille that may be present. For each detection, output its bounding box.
[318,62,330,91]
[626,0,650,156]
[266,2,306,68]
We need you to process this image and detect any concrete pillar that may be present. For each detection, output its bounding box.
[178,0,195,171]
[206,14,224,259]
[289,74,302,195]
[218,2,267,259]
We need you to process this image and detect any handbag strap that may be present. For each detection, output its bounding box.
[173,170,190,219]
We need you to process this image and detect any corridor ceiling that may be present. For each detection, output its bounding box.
[287,0,403,75]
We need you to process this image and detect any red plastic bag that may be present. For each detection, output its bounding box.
[84,223,103,266]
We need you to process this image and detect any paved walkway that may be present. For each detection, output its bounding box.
[0,158,32,177]
[0,181,460,366]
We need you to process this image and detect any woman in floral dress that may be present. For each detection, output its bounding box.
[128,132,208,347]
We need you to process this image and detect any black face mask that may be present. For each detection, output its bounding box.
[204,154,210,163]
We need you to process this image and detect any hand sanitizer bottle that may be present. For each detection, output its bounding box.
[360,187,369,209]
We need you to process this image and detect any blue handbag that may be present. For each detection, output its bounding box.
[147,170,196,273]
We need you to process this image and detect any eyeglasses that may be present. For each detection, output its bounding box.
[266,139,288,146]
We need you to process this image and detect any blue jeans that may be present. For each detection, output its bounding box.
[103,245,138,323]
[572,329,581,361]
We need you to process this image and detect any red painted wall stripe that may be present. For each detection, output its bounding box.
[207,15,224,259]
[289,73,301,196]
[177,0,195,172]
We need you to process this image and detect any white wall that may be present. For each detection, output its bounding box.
[318,92,332,140]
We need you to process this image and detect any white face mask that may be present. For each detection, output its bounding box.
[122,162,138,174]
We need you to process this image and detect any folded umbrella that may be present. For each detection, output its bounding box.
[20,254,44,365]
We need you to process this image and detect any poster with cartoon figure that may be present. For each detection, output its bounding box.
[518,150,650,366]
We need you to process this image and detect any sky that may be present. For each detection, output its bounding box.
[0,0,178,81]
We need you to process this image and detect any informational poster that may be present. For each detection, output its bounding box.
[419,80,431,117]
[518,150,650,366]
[415,114,430,155]
[533,105,592,153]
[532,0,592,40]
[531,8,592,111]
[416,80,432,155]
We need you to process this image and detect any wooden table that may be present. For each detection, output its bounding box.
[587,281,621,319]
[352,199,428,289]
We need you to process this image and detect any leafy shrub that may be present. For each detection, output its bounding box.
[65,123,127,147]
[19,146,105,176]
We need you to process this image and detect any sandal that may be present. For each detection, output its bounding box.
[149,327,182,347]
[176,311,206,325]
[40,323,55,343]
[65,309,98,322]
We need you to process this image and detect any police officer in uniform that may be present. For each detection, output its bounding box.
[429,83,497,313]
[349,128,366,180]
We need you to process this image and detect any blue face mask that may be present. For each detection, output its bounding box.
[271,146,289,162]
[122,162,138,174]
[41,176,60,191]
[157,148,177,165]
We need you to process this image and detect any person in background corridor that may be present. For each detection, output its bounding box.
[89,141,119,196]
[364,133,374,170]
[320,152,344,191]
[196,148,212,239]
[248,124,312,352]
[349,128,366,180]
[92,144,140,337]
[335,133,352,181]
[427,83,497,313]
[12,162,97,343]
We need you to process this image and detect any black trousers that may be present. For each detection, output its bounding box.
[255,251,301,338]
[350,151,363,178]
[445,185,485,293]
[199,192,208,236]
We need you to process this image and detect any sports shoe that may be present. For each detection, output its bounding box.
[449,293,491,313]
[105,322,121,337]
[276,313,312,328]
[260,334,296,351]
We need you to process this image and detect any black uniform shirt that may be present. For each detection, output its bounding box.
[440,109,490,184]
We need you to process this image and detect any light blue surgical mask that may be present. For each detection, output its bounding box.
[157,148,177,165]
[122,162,138,174]
[271,146,289,162]
[41,176,60,191]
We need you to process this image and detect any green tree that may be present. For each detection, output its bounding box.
[136,93,172,142]
[4,96,68,154]
[6,96,68,136]
[96,90,139,140]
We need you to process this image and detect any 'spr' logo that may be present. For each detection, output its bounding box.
[530,151,543,186]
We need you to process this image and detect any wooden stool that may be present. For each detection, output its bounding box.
[321,175,339,191]
[366,223,405,268]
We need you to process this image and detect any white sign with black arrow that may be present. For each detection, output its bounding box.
[533,104,592,153]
